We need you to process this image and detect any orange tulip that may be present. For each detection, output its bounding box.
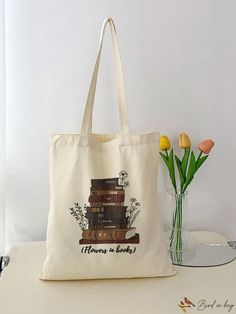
[198,139,214,154]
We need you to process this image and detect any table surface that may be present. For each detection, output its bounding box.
[0,231,235,314]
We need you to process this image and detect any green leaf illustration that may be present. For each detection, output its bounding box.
[195,155,208,172]
[130,210,140,227]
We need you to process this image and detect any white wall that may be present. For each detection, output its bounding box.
[5,0,236,249]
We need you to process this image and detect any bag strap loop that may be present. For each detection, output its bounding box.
[80,17,129,136]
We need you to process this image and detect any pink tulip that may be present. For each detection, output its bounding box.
[198,139,215,154]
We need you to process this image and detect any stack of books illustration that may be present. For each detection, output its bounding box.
[79,177,140,244]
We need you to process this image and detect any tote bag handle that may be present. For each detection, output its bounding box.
[80,18,129,136]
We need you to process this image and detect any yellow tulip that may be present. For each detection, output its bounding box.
[160,135,171,150]
[179,132,191,149]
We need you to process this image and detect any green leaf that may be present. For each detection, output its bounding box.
[183,152,196,192]
[159,152,169,169]
[168,149,177,192]
[181,148,190,179]
[195,155,208,172]
[175,155,185,190]
[160,150,177,193]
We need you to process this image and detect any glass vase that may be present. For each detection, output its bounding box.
[166,190,196,262]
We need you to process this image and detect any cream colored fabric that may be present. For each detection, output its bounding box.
[1,232,235,314]
[40,18,174,280]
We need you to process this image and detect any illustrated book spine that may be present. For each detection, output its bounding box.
[91,178,120,187]
[90,186,123,192]
[88,194,125,203]
[82,228,136,241]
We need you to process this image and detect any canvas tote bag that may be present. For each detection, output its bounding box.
[40,17,175,280]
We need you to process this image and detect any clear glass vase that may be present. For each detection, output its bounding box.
[166,190,196,262]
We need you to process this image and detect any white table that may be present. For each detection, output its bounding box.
[0,231,235,314]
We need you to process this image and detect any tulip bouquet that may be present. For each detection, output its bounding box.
[159,133,214,254]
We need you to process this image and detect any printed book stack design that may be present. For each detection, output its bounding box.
[79,177,140,244]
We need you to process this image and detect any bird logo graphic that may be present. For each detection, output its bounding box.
[178,297,195,313]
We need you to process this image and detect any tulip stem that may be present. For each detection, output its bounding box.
[196,151,203,162]
[165,150,168,158]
